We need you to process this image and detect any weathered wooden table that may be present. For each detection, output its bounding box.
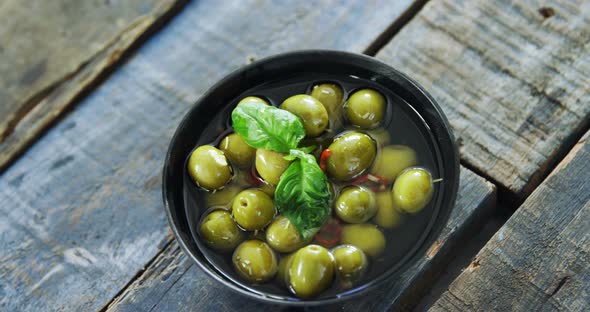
[1,1,588,311]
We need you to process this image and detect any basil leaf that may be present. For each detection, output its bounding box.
[232,102,305,153]
[275,149,332,239]
[295,145,316,154]
[283,146,315,161]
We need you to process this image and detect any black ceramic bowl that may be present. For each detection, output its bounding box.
[163,50,459,306]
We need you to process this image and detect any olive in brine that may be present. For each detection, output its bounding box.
[277,253,294,286]
[392,167,434,214]
[232,240,278,283]
[289,245,334,298]
[205,185,242,208]
[366,128,391,147]
[345,89,386,129]
[255,149,291,185]
[341,224,386,257]
[374,191,401,228]
[266,216,308,253]
[187,145,232,190]
[326,131,376,181]
[335,186,377,223]
[281,95,328,137]
[332,245,368,281]
[371,145,417,181]
[238,96,269,106]
[310,83,343,115]
[199,210,243,251]
[232,189,275,230]
[259,182,276,198]
[219,133,255,168]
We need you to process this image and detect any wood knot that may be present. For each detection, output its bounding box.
[466,258,481,272]
[538,7,555,19]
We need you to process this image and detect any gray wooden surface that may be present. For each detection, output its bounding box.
[377,0,590,198]
[0,1,419,311]
[106,168,495,311]
[431,130,590,311]
[3,0,590,311]
[0,0,184,171]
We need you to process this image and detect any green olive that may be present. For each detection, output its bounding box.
[232,189,275,230]
[259,182,276,198]
[266,216,308,253]
[205,185,242,209]
[365,128,391,146]
[310,83,343,115]
[345,89,385,129]
[234,170,274,197]
[326,131,376,181]
[238,96,269,106]
[332,245,368,280]
[219,133,255,168]
[335,186,377,223]
[255,149,291,185]
[371,145,417,181]
[232,240,277,283]
[281,94,328,137]
[374,191,401,228]
[187,145,232,190]
[288,245,334,298]
[199,210,243,251]
[277,253,294,286]
[341,224,386,257]
[392,167,433,214]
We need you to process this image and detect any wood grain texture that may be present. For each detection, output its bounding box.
[377,0,590,198]
[431,130,590,312]
[0,0,185,171]
[0,1,417,311]
[105,168,495,312]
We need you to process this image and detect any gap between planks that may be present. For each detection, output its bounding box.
[98,239,174,312]
[363,0,430,56]
[461,119,590,212]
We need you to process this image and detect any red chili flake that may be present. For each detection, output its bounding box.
[319,149,332,172]
[314,218,342,247]
[352,173,390,191]
[351,174,369,184]
[369,173,389,188]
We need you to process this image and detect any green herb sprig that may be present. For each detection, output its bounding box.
[232,102,331,239]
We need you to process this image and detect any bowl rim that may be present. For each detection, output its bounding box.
[162,49,460,306]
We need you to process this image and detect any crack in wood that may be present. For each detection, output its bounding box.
[363,0,430,56]
[98,239,175,312]
[549,275,571,297]
[0,0,188,173]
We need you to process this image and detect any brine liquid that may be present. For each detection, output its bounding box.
[183,73,444,300]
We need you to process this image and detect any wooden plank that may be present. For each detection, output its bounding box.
[431,130,590,311]
[0,0,185,171]
[105,168,495,312]
[377,0,590,198]
[0,1,419,311]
